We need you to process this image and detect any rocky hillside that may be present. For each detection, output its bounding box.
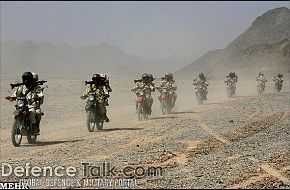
[176,7,290,79]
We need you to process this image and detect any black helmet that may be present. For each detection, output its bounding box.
[22,71,36,88]
[278,73,283,78]
[199,73,205,79]
[22,72,34,83]
[142,73,150,82]
[229,72,235,78]
[148,74,153,82]
[92,74,101,81]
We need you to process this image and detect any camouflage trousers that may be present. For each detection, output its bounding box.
[28,108,42,124]
[97,99,107,114]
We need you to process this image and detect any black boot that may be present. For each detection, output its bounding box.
[105,99,109,106]
[32,123,39,135]
[104,114,110,122]
[148,107,152,115]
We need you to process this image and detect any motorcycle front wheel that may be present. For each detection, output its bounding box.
[257,85,263,95]
[11,119,23,147]
[161,99,167,115]
[197,92,203,105]
[137,102,143,121]
[227,88,233,98]
[87,111,96,132]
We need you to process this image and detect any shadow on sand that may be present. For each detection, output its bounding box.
[99,127,143,132]
[149,116,178,120]
[171,111,199,114]
[23,139,83,147]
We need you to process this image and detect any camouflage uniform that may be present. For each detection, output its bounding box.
[225,74,238,94]
[132,81,155,113]
[103,78,112,106]
[157,79,177,103]
[193,78,209,99]
[193,78,209,88]
[11,85,44,125]
[82,84,107,114]
[273,76,283,83]
[256,75,267,83]
[256,74,267,91]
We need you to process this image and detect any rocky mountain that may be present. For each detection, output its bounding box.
[176,7,290,79]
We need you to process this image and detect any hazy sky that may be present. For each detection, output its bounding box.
[1,1,289,60]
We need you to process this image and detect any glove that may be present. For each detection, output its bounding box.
[80,96,85,100]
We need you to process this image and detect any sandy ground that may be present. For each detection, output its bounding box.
[0,77,289,189]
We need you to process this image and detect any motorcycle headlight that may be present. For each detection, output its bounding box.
[139,91,144,96]
[89,95,95,101]
[17,100,25,108]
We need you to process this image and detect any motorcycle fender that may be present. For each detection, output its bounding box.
[85,103,94,112]
[136,96,143,102]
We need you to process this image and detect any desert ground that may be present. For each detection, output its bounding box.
[0,76,289,189]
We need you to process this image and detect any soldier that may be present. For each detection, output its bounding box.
[193,73,209,100]
[8,72,44,135]
[225,72,238,95]
[81,74,110,122]
[131,73,155,114]
[256,72,267,83]
[156,73,177,106]
[256,72,267,92]
[273,73,283,83]
[100,73,112,106]
[273,73,283,92]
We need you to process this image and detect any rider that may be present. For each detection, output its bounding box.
[131,73,155,114]
[193,73,209,100]
[81,74,110,122]
[273,73,283,84]
[7,72,44,135]
[157,73,177,106]
[100,73,112,106]
[256,72,267,90]
[225,72,238,95]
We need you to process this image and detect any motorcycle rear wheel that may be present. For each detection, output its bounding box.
[96,121,103,130]
[27,133,37,144]
[11,119,22,147]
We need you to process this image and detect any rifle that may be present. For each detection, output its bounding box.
[10,80,47,89]
[85,80,102,86]
[134,79,143,83]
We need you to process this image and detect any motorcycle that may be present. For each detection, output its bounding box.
[85,92,105,132]
[274,79,283,92]
[257,81,266,95]
[225,79,236,98]
[195,85,207,105]
[157,87,175,115]
[5,96,42,147]
[132,89,151,121]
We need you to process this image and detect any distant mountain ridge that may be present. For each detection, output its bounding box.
[1,40,191,79]
[176,7,290,79]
